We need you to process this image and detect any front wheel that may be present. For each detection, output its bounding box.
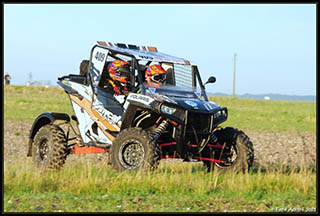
[202,127,254,173]
[110,127,160,172]
[32,124,68,170]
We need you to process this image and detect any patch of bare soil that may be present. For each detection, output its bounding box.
[245,130,316,168]
[3,121,316,169]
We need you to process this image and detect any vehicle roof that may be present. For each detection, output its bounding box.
[97,41,191,65]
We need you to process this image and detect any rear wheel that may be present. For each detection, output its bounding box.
[111,127,160,172]
[32,124,68,170]
[202,127,254,173]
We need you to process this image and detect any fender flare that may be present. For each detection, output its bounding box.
[27,112,70,157]
[29,112,70,139]
[120,104,140,131]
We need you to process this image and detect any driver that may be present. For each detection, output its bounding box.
[107,59,131,95]
[145,64,167,88]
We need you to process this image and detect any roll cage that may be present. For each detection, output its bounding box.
[87,42,209,101]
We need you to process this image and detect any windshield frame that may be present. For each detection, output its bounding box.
[136,60,209,101]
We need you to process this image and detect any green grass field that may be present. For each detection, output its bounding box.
[4,86,73,123]
[3,86,317,212]
[4,160,316,212]
[4,85,316,132]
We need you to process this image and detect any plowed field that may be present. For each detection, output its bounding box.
[4,121,316,169]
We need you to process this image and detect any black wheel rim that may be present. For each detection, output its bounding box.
[215,144,239,168]
[38,138,50,161]
[118,139,145,169]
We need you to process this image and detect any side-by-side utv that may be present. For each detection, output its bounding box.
[27,41,254,173]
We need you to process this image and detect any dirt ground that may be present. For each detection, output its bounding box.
[3,121,316,169]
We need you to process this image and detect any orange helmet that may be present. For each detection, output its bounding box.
[108,59,131,94]
[145,64,167,87]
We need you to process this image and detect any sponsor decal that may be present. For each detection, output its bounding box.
[139,55,153,60]
[127,93,154,106]
[92,100,121,126]
[185,100,198,108]
[63,80,71,86]
[204,102,219,110]
[204,103,213,111]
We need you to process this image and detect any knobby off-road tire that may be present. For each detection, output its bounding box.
[111,127,160,172]
[32,124,68,170]
[203,127,254,173]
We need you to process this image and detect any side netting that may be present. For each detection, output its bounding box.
[174,64,193,88]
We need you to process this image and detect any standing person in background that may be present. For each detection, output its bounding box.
[4,72,11,85]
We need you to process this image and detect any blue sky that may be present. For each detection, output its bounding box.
[4,4,316,96]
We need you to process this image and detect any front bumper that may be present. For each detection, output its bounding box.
[186,107,228,137]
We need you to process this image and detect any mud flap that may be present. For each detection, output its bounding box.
[175,125,187,158]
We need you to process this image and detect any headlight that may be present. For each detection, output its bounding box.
[213,111,222,118]
[161,105,176,115]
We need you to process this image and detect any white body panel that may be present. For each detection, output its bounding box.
[91,96,122,130]
[91,47,109,87]
[67,80,119,144]
[72,101,113,144]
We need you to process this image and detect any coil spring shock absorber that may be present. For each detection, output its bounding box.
[210,132,218,144]
[153,119,170,141]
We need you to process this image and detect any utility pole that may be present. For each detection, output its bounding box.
[29,72,33,83]
[233,53,237,98]
[27,72,33,86]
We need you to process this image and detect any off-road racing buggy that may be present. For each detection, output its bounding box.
[27,41,254,173]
